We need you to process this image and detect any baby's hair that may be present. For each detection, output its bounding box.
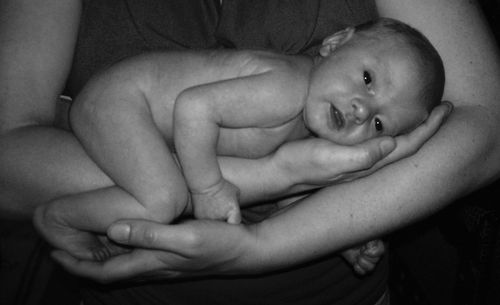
[355,18,445,112]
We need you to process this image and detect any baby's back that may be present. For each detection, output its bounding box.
[79,49,309,156]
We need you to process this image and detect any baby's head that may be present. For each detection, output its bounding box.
[303,18,445,145]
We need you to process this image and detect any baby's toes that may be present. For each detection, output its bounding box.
[92,237,131,261]
[357,256,377,273]
[91,247,114,262]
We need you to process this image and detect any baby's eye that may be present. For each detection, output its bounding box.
[363,71,372,85]
[374,117,383,132]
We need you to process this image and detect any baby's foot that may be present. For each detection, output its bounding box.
[90,235,131,261]
[34,204,129,261]
[341,240,385,275]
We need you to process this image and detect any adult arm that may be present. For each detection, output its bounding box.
[265,0,500,262]
[184,0,500,268]
[0,0,110,219]
[52,101,450,282]
[52,0,500,281]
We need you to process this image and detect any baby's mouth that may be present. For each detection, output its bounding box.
[330,104,345,130]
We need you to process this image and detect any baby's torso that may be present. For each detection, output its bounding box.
[216,119,309,158]
[120,50,311,157]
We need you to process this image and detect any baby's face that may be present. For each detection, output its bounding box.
[304,36,429,145]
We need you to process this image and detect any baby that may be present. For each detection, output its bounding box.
[35,18,444,273]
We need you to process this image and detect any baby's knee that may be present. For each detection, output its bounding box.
[142,187,190,223]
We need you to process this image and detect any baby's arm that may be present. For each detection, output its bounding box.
[174,65,307,223]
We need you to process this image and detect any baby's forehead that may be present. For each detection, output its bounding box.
[382,69,431,134]
[349,34,417,67]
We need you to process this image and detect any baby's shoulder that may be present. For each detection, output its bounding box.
[237,50,311,77]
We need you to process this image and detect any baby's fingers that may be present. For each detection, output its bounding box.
[362,240,385,259]
[354,257,377,275]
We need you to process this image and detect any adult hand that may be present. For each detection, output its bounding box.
[278,102,452,187]
[51,219,258,283]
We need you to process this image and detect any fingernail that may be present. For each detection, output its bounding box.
[108,223,130,242]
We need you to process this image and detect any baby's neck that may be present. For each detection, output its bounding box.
[286,113,314,141]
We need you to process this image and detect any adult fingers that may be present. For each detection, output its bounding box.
[363,101,452,172]
[387,101,452,160]
[317,136,396,174]
[351,137,397,170]
[107,220,200,255]
[51,249,176,284]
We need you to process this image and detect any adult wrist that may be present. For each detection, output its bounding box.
[232,223,273,274]
[269,149,300,190]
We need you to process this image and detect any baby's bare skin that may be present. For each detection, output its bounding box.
[35,49,315,258]
[135,50,312,156]
[77,50,313,224]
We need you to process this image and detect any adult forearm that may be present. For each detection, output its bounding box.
[218,155,297,206]
[0,126,113,219]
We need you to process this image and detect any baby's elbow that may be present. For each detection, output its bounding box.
[173,90,213,135]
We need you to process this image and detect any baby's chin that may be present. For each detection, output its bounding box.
[315,130,366,146]
[332,137,367,146]
[305,117,370,145]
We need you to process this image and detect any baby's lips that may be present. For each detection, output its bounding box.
[330,104,345,130]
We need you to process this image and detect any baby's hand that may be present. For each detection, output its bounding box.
[191,179,242,224]
[341,240,385,276]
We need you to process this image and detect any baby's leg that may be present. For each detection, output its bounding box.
[69,58,189,232]
[34,181,189,261]
[341,240,385,275]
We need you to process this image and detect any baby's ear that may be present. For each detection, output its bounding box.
[319,27,355,57]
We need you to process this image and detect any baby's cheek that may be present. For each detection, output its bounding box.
[346,126,375,145]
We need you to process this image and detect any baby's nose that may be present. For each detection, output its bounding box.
[351,99,370,124]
